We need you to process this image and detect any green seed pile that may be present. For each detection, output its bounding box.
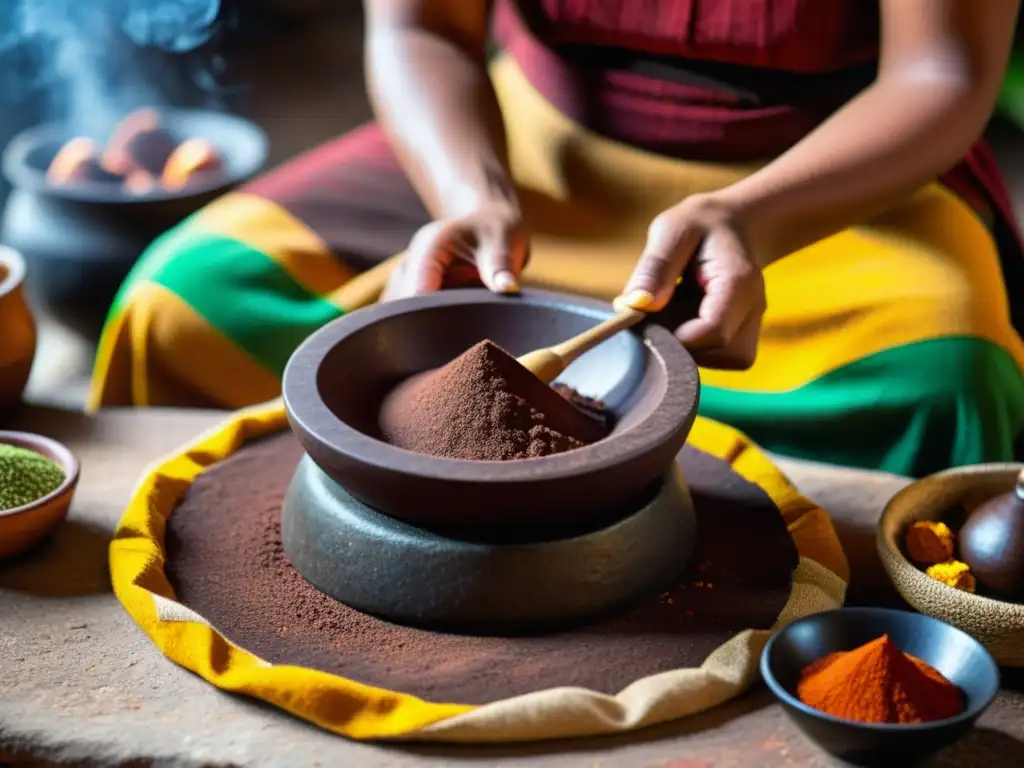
[0,444,65,511]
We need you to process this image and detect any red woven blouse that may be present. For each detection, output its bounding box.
[493,0,1023,278]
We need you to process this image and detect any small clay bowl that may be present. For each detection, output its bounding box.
[283,288,700,528]
[0,246,37,415]
[0,431,80,559]
[878,463,1024,666]
[761,607,999,766]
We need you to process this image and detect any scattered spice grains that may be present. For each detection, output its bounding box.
[797,635,963,724]
[905,521,955,565]
[926,560,977,593]
[0,444,65,511]
[165,432,798,704]
[550,382,615,432]
[378,340,610,461]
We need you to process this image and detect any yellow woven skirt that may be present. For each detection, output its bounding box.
[90,55,1024,476]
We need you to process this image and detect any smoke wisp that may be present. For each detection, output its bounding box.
[0,0,224,137]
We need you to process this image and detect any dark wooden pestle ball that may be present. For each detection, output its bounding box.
[958,468,1024,598]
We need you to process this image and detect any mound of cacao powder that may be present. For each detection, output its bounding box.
[378,340,610,461]
[165,433,797,704]
[551,382,615,432]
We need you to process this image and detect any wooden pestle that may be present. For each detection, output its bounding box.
[516,307,647,384]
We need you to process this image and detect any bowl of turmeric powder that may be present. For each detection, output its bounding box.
[761,607,999,764]
[878,463,1024,666]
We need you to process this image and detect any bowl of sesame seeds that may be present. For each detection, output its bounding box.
[0,431,79,559]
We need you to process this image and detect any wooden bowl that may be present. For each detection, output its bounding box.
[0,431,80,559]
[0,247,37,415]
[877,463,1024,666]
[283,288,700,528]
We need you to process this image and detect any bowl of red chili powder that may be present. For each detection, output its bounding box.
[761,607,999,765]
[283,288,699,528]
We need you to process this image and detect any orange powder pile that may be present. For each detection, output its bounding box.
[796,635,963,724]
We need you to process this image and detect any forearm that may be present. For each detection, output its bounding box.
[365,22,516,220]
[719,72,997,266]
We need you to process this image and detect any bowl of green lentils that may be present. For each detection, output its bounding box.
[0,431,79,559]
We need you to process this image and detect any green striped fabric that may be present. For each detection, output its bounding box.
[116,230,344,377]
[109,213,206,319]
[109,221,1024,477]
[699,336,1024,477]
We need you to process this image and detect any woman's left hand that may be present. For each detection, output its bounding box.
[619,193,767,370]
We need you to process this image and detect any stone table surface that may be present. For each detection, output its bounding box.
[1,405,1023,768]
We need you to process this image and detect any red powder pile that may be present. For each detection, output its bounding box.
[378,340,610,461]
[797,635,963,724]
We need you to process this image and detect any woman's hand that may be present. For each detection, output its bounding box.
[368,0,526,302]
[381,203,529,301]
[617,0,1021,370]
[620,194,766,370]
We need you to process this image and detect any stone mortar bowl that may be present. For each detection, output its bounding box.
[283,288,701,529]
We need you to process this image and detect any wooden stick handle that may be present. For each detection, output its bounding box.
[551,308,647,364]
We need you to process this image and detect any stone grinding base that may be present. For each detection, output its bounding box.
[165,433,798,705]
[281,454,698,632]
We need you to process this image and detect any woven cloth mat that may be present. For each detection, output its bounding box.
[110,398,848,742]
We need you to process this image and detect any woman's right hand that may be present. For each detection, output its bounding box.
[381,203,530,301]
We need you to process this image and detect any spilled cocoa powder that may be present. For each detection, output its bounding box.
[552,382,615,432]
[378,340,610,461]
[165,433,797,704]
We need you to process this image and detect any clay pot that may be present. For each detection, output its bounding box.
[283,288,701,529]
[0,110,268,339]
[959,468,1024,599]
[0,247,37,416]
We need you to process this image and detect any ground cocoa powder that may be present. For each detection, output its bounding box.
[165,433,796,704]
[378,340,610,461]
[552,382,616,432]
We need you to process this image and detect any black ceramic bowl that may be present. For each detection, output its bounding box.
[2,109,268,205]
[761,607,1000,766]
[283,288,700,529]
[0,109,268,336]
